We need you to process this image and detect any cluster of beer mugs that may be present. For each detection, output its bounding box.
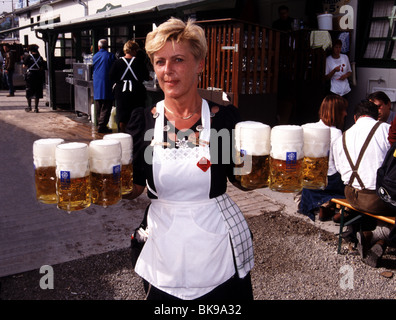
[235,121,330,193]
[33,133,133,212]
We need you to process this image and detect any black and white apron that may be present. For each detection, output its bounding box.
[135,99,254,300]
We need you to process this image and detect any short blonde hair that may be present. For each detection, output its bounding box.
[145,17,207,63]
[123,40,140,55]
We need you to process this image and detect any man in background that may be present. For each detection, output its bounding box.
[333,100,395,267]
[3,43,15,97]
[93,39,115,133]
[272,5,294,31]
[368,91,395,124]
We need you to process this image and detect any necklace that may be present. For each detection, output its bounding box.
[164,104,200,120]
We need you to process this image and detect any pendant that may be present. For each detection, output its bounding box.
[197,157,211,172]
[175,138,189,149]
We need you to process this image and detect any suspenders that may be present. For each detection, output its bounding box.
[120,57,138,92]
[27,53,42,71]
[342,121,382,189]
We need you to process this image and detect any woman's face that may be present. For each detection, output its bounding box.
[153,40,203,100]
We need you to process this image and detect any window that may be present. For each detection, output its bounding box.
[359,0,396,67]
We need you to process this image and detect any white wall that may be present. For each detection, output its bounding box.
[17,0,142,56]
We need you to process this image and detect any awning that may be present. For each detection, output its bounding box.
[0,15,60,35]
[35,0,226,33]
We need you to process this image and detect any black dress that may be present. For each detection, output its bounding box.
[109,55,150,126]
[23,53,46,99]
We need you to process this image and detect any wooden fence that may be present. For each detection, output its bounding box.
[198,19,281,107]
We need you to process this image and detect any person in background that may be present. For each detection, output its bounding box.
[272,5,294,31]
[368,91,395,124]
[333,99,396,267]
[3,43,15,97]
[299,95,347,221]
[109,40,150,133]
[125,17,254,300]
[325,39,352,98]
[93,39,115,133]
[23,45,46,113]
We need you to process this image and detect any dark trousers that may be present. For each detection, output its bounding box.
[5,70,14,95]
[95,99,113,130]
[143,272,253,300]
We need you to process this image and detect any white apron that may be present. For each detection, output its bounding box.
[135,99,236,300]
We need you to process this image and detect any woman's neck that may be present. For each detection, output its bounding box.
[164,94,202,116]
[164,94,202,129]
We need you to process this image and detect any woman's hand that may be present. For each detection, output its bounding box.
[122,184,145,200]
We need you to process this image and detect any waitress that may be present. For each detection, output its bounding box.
[125,18,254,300]
[109,40,150,133]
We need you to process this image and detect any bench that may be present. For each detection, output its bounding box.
[331,198,395,254]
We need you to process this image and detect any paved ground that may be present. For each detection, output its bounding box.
[0,90,149,277]
[6,89,395,304]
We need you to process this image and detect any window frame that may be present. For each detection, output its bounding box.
[357,0,396,68]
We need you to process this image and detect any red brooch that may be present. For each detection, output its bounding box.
[197,157,211,172]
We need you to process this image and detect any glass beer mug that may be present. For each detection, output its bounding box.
[55,142,91,212]
[103,133,133,195]
[302,123,330,190]
[269,125,304,193]
[234,121,256,181]
[33,138,64,204]
[89,139,122,207]
[238,122,271,189]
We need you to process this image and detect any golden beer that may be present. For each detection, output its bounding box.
[55,142,91,212]
[236,121,271,188]
[241,155,270,189]
[35,166,57,204]
[56,175,91,212]
[269,125,304,193]
[33,138,64,204]
[302,156,329,190]
[103,133,133,195]
[301,123,330,190]
[89,139,122,206]
[121,163,133,195]
[269,157,303,192]
[91,171,122,206]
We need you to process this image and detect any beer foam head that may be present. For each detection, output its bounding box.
[33,138,64,167]
[270,125,304,160]
[55,142,89,178]
[239,122,271,155]
[302,123,330,157]
[235,121,261,150]
[89,139,122,174]
[103,133,132,164]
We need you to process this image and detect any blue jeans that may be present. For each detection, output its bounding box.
[5,70,14,95]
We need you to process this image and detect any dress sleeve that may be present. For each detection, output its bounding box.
[109,59,119,85]
[125,107,148,187]
[209,102,241,197]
